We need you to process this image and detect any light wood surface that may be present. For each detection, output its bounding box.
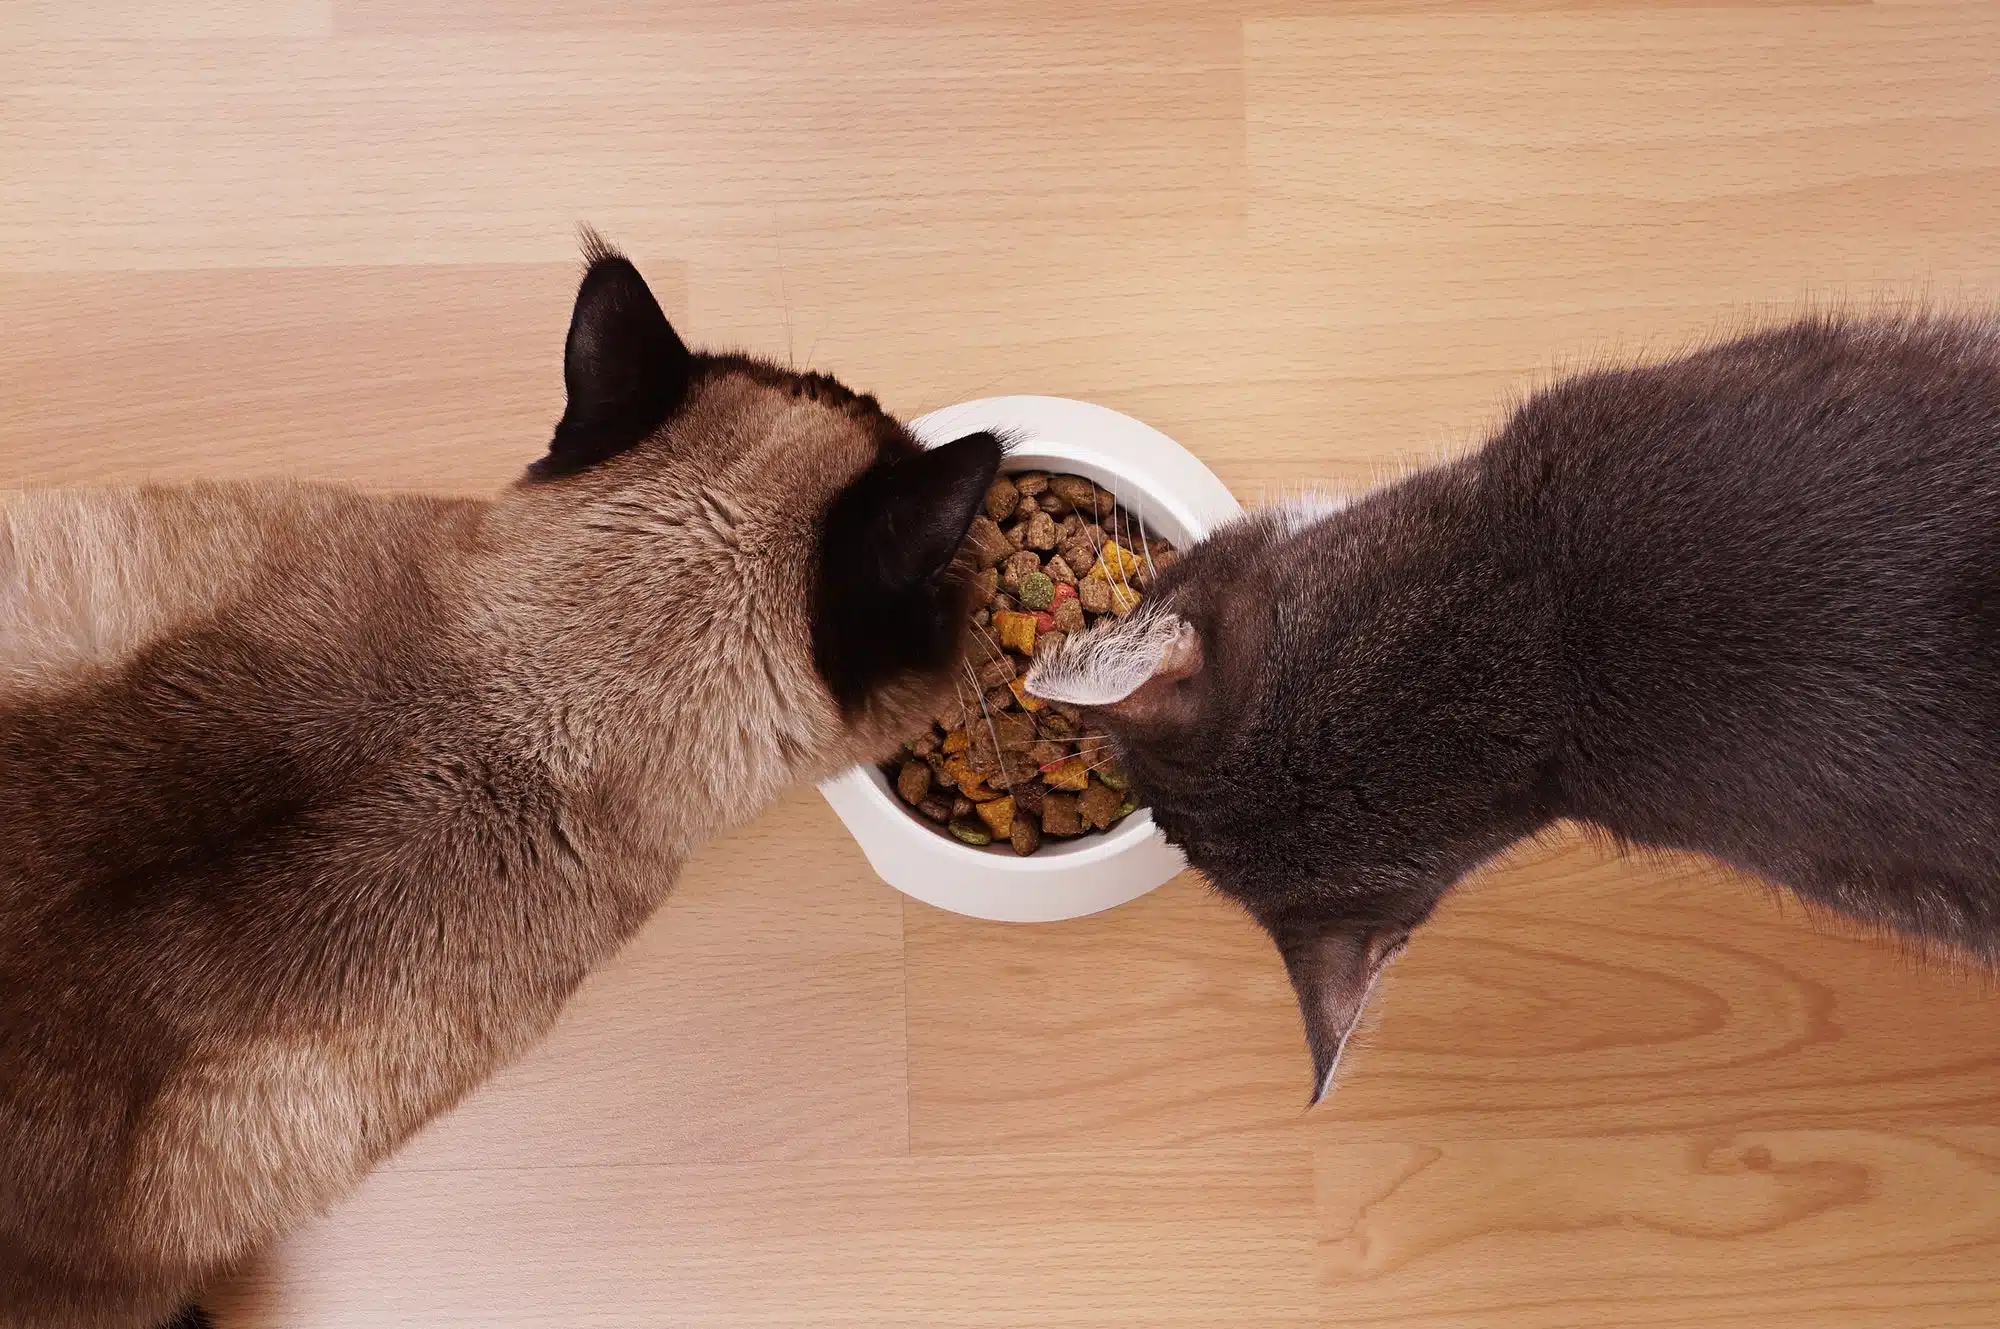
[7,2,2000,1324]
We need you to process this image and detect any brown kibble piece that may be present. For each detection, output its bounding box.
[952,796,975,818]
[1014,495,1040,522]
[910,730,940,758]
[1012,471,1049,497]
[967,515,1012,567]
[1078,574,1113,614]
[1011,779,1046,816]
[994,710,1037,750]
[984,475,1019,522]
[986,685,1015,713]
[1047,475,1101,514]
[896,760,931,806]
[1008,522,1027,549]
[1010,817,1042,856]
[970,607,990,629]
[1000,549,1042,593]
[965,734,998,774]
[1052,598,1086,634]
[1037,711,1078,740]
[1026,739,1068,768]
[1048,476,1113,519]
[1044,554,1076,585]
[1065,528,1107,570]
[1079,778,1124,830]
[917,795,952,823]
[974,795,1016,839]
[971,566,1000,607]
[1034,628,1065,660]
[976,655,1017,689]
[966,628,1006,665]
[1024,510,1058,551]
[1042,793,1082,837]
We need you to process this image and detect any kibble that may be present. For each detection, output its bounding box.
[883,470,1174,856]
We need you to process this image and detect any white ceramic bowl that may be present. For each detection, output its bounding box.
[819,395,1243,922]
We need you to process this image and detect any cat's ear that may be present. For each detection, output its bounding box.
[528,231,695,482]
[1024,610,1202,728]
[813,431,1007,711]
[1262,912,1409,1106]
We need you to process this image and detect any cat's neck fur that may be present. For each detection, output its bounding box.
[455,476,838,864]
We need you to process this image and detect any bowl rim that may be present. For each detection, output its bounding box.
[818,395,1242,922]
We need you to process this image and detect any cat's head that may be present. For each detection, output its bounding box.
[504,233,1001,800]
[1025,483,1554,1104]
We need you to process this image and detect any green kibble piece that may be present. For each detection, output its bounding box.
[1017,571,1056,611]
[948,816,994,846]
[1115,796,1138,820]
[1097,762,1130,792]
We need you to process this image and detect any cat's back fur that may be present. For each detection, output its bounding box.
[1,481,590,1327]
[1029,312,2000,1100]
[1498,315,2000,942]
[0,242,1001,1328]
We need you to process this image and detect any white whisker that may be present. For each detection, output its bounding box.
[963,660,1016,788]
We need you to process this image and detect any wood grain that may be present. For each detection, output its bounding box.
[1313,1129,2000,1327]
[5,1,2000,1324]
[207,1143,1321,1328]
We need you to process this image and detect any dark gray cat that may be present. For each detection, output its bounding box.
[1027,314,2000,1102]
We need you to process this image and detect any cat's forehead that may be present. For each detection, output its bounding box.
[680,357,917,500]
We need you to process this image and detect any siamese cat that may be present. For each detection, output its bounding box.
[1030,314,2000,1104]
[0,236,1001,1329]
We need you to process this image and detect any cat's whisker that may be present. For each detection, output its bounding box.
[963,660,1017,787]
[1078,481,1136,597]
[967,627,1016,686]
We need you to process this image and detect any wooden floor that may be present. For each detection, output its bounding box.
[7,2,2000,1324]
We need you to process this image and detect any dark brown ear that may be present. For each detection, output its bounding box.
[529,229,694,482]
[812,431,1006,712]
[1263,912,1409,1106]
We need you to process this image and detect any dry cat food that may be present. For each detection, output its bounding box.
[881,470,1178,855]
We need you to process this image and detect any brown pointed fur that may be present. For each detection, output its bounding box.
[0,360,971,1326]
